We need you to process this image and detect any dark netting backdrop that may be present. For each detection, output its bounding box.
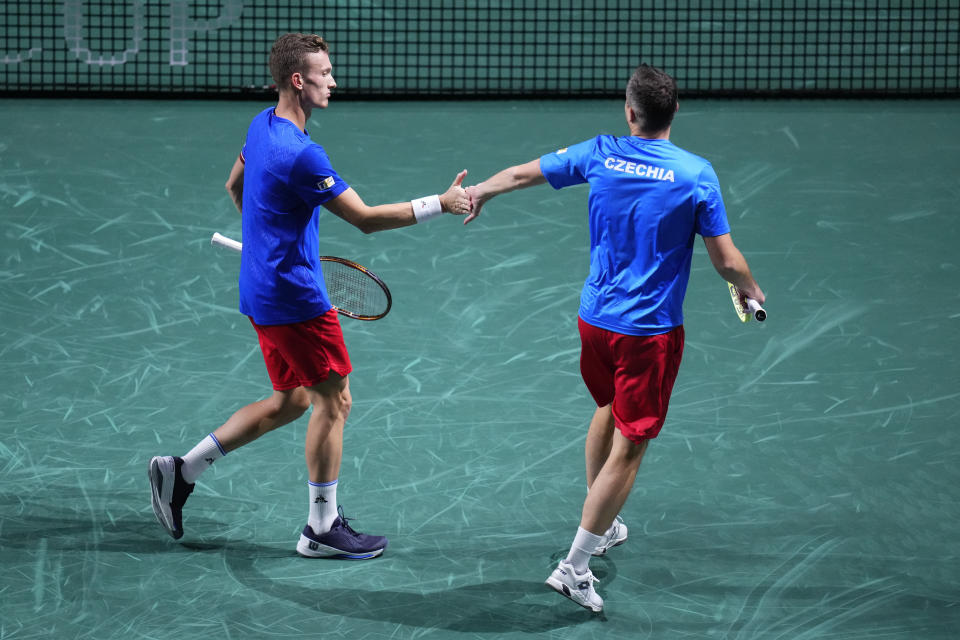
[2,1,958,98]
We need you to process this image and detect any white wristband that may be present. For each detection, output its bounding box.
[411,194,443,223]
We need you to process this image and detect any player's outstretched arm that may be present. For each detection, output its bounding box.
[225,155,245,214]
[464,159,547,224]
[324,170,469,233]
[703,233,765,304]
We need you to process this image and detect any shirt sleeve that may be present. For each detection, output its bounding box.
[538,138,596,189]
[694,163,731,237]
[289,144,350,208]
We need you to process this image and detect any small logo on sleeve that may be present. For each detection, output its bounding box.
[556,147,568,154]
[317,176,335,190]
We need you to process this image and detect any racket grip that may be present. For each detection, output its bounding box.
[745,298,767,322]
[212,232,243,253]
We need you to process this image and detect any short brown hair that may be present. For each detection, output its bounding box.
[269,33,329,89]
[626,64,678,133]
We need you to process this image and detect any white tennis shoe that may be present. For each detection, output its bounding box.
[545,560,603,612]
[592,516,628,556]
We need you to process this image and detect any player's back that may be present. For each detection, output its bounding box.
[585,135,726,334]
[585,135,716,264]
[540,134,729,335]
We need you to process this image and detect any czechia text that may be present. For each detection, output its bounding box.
[604,157,675,182]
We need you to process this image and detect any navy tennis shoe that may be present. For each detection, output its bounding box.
[149,456,195,540]
[296,506,388,559]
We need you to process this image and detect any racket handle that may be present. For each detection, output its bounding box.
[212,232,242,253]
[745,298,767,322]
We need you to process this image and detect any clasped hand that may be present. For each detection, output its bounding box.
[438,171,488,224]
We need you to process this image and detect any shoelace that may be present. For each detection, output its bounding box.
[575,568,600,590]
[607,516,622,537]
[577,577,599,590]
[598,517,622,547]
[336,505,362,537]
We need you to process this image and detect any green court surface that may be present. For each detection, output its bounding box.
[1,98,958,639]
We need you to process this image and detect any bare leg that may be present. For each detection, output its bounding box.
[212,387,311,452]
[580,429,648,535]
[294,373,388,559]
[585,404,615,488]
[303,373,351,483]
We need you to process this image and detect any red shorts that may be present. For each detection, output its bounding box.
[578,318,684,443]
[249,309,353,391]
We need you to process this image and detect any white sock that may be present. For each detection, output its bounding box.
[308,479,338,533]
[180,434,226,484]
[566,527,603,573]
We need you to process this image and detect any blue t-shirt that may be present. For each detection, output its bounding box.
[540,135,730,336]
[238,108,349,325]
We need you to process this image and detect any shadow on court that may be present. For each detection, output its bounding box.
[3,489,958,636]
[0,490,601,633]
[222,551,600,633]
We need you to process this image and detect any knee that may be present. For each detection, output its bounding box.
[270,388,310,419]
[314,390,350,422]
[304,374,351,421]
[611,435,649,466]
[339,388,352,417]
[289,388,312,415]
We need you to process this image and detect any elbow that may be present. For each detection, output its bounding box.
[708,253,737,279]
[715,264,740,282]
[708,245,745,279]
[508,166,529,189]
[715,258,739,275]
[355,220,378,235]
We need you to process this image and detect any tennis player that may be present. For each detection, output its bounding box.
[149,32,471,558]
[465,64,764,610]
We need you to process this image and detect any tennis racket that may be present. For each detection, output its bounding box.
[211,232,392,321]
[727,282,766,323]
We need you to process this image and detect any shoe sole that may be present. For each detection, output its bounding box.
[296,534,384,559]
[544,575,603,612]
[148,456,182,540]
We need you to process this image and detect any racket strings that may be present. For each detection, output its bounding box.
[323,261,389,319]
